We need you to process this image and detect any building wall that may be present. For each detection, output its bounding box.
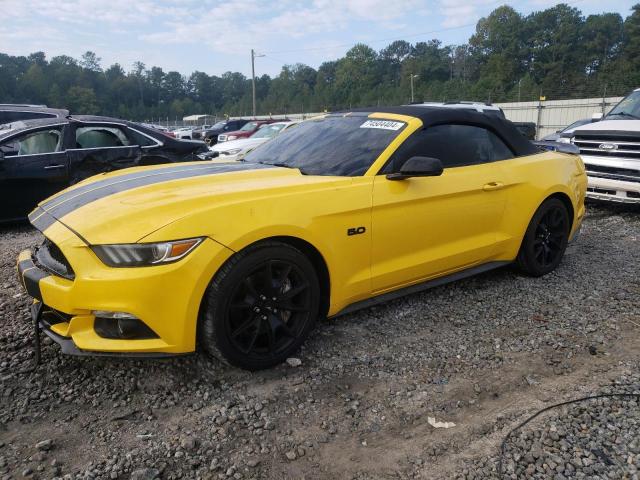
[494,97,624,139]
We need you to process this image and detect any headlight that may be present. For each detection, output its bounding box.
[223,148,242,155]
[227,135,237,141]
[91,238,204,267]
[557,137,571,144]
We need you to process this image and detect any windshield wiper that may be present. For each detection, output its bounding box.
[607,111,640,120]
[257,161,307,174]
[256,160,289,168]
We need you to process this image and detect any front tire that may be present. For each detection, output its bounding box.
[517,198,570,277]
[200,241,320,370]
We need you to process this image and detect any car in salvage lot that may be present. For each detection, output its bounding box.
[542,117,597,142]
[0,115,208,222]
[17,105,586,370]
[207,121,300,161]
[173,126,197,140]
[562,88,640,203]
[217,119,279,143]
[202,119,251,145]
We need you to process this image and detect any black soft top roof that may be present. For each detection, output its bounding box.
[344,105,539,157]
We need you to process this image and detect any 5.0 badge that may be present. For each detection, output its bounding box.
[347,226,366,236]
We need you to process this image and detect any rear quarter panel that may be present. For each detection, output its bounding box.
[497,151,586,259]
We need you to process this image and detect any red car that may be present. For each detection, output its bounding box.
[216,119,279,143]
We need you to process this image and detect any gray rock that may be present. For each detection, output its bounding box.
[286,358,302,367]
[285,451,297,461]
[35,440,53,451]
[130,468,160,480]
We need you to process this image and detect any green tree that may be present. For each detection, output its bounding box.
[525,5,584,95]
[20,64,48,103]
[470,5,526,98]
[622,4,640,82]
[66,86,99,114]
[80,51,102,72]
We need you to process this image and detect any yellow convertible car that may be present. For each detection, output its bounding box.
[18,106,587,370]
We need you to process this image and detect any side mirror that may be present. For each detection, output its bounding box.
[386,156,443,181]
[592,112,603,121]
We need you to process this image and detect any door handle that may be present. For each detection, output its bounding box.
[44,164,66,170]
[483,182,504,191]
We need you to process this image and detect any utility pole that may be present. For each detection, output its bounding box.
[251,49,264,118]
[409,74,419,103]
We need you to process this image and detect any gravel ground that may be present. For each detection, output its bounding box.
[0,203,639,479]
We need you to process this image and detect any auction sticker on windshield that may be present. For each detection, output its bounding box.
[360,120,405,131]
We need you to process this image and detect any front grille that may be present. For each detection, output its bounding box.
[34,239,75,280]
[588,187,616,195]
[586,164,640,183]
[573,135,640,160]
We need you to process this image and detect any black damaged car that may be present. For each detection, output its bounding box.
[0,115,208,222]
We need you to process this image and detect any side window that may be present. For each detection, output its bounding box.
[75,126,130,149]
[1,129,62,157]
[384,124,513,172]
[127,128,158,147]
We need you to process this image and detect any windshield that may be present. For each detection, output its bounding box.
[251,123,286,139]
[243,115,406,176]
[212,121,226,129]
[240,121,259,131]
[607,90,640,119]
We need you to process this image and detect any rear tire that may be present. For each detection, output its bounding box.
[200,241,319,370]
[517,198,570,277]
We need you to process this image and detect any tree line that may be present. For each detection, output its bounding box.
[1,3,639,122]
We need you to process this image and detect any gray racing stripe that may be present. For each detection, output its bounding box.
[40,162,255,211]
[33,162,274,232]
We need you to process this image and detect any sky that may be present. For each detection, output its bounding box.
[1,0,637,78]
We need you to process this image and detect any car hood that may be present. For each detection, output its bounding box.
[572,119,640,134]
[29,161,333,245]
[211,137,267,152]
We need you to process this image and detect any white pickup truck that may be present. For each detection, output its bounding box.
[561,88,640,203]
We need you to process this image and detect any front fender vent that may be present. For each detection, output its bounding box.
[34,239,75,280]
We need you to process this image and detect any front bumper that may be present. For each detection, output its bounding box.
[586,175,640,204]
[16,237,234,356]
[581,155,640,204]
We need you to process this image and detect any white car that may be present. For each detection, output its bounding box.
[209,121,299,161]
[173,127,196,140]
[563,88,640,203]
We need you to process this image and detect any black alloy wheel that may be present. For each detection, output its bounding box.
[517,198,570,277]
[533,207,567,267]
[227,259,312,357]
[200,242,319,370]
